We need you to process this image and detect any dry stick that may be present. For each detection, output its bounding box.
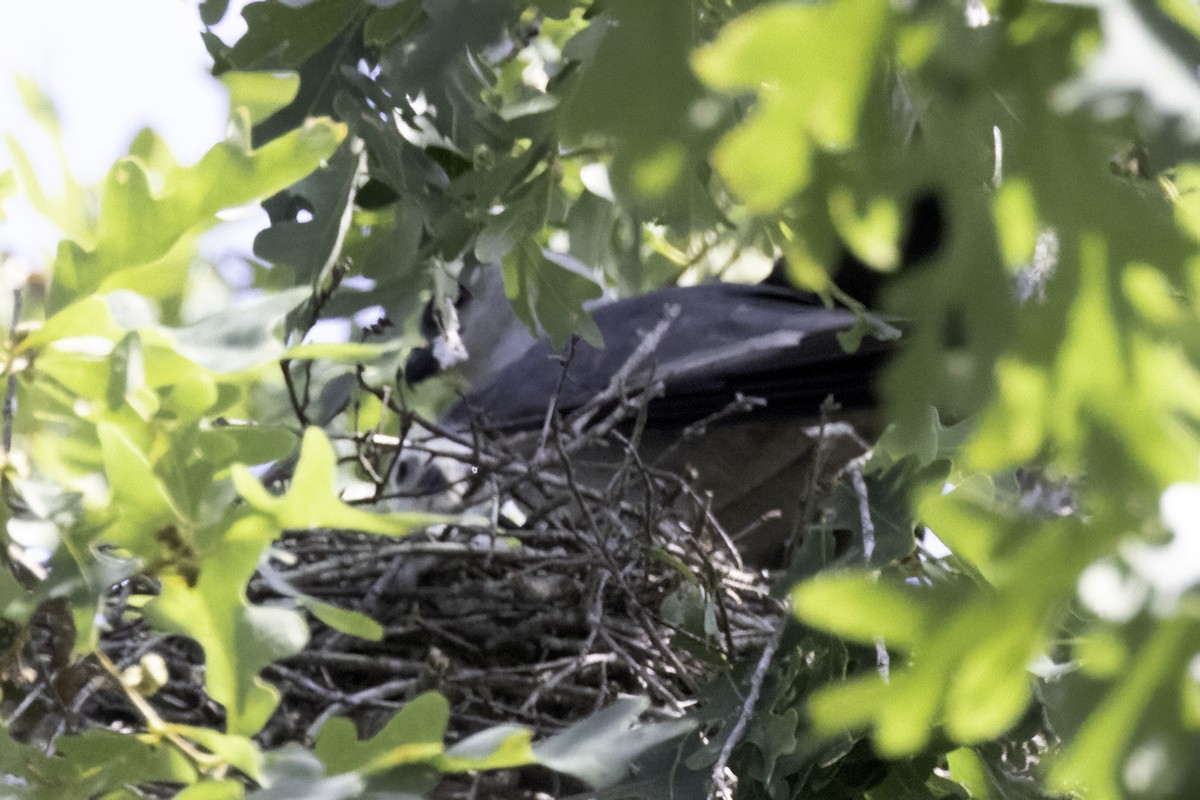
[850,464,875,563]
[568,303,680,435]
[553,431,699,694]
[536,336,576,461]
[709,618,786,799]
[92,650,226,776]
[652,392,767,469]
[848,462,891,680]
[280,360,310,427]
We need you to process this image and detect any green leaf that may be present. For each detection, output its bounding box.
[501,241,603,349]
[253,140,367,284]
[296,596,384,641]
[281,340,399,363]
[195,425,297,474]
[440,725,536,772]
[364,0,423,48]
[220,71,302,125]
[562,1,709,217]
[252,746,373,800]
[532,696,695,788]
[1047,617,1200,800]
[50,118,345,311]
[0,167,16,219]
[224,0,362,70]
[474,172,551,264]
[175,726,266,784]
[143,515,309,736]
[792,571,925,649]
[176,780,246,800]
[36,729,198,798]
[170,287,310,373]
[1056,0,1200,163]
[692,0,891,212]
[315,692,449,775]
[106,332,158,419]
[97,422,185,558]
[233,427,448,535]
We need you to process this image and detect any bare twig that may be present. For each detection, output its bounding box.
[709,618,786,799]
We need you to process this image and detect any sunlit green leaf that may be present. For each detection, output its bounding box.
[143,514,309,736]
[793,572,925,649]
[315,692,449,774]
[233,427,448,535]
[97,422,185,558]
[692,0,891,211]
[221,71,302,126]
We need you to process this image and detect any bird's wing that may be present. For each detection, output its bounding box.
[444,282,891,430]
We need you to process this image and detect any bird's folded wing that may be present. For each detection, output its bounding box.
[444,282,891,430]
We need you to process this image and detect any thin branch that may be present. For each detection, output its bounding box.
[709,618,786,799]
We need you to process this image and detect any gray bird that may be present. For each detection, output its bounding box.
[401,260,893,567]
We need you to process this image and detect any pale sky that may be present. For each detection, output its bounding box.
[0,0,252,259]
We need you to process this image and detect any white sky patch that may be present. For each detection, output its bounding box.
[1080,483,1200,618]
[305,318,352,345]
[0,0,270,282]
[1120,483,1200,613]
[0,0,229,181]
[353,304,386,329]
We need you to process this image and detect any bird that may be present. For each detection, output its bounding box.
[395,256,897,568]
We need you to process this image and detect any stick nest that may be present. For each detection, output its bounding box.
[6,376,789,799]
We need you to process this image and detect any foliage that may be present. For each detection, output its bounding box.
[4,0,1200,797]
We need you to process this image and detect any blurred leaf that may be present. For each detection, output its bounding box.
[475,172,551,264]
[1047,616,1200,800]
[441,725,535,772]
[176,780,245,800]
[282,340,399,363]
[501,240,602,348]
[250,746,372,800]
[97,422,185,559]
[171,287,309,372]
[200,0,231,27]
[27,729,198,799]
[793,572,925,649]
[257,556,385,641]
[562,1,711,218]
[49,118,345,312]
[175,726,265,784]
[692,0,891,212]
[1057,0,1200,165]
[298,596,384,641]
[364,0,423,48]
[533,696,695,788]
